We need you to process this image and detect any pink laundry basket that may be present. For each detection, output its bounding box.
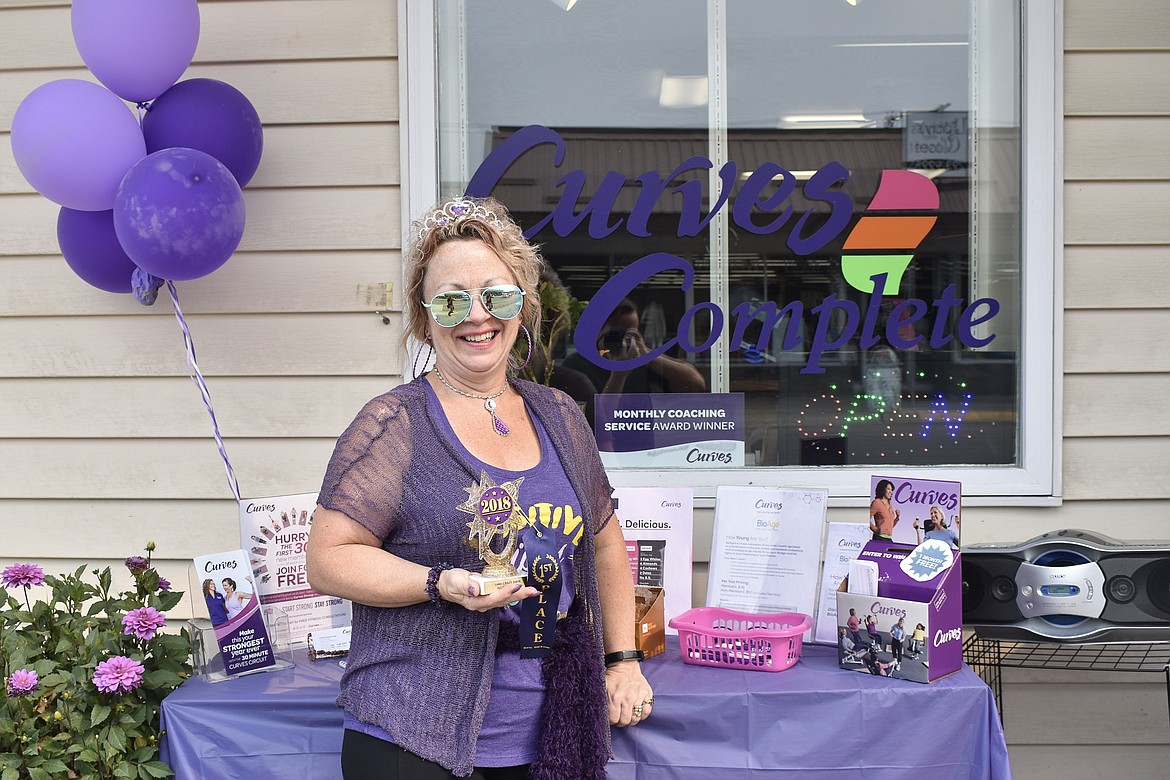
[668,607,811,672]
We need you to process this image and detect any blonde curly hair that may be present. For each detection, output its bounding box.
[403,196,544,354]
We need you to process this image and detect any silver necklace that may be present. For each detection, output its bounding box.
[433,367,510,436]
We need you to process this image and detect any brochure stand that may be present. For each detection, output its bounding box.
[187,613,293,684]
[187,560,294,683]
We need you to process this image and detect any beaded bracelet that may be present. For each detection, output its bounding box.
[426,563,453,607]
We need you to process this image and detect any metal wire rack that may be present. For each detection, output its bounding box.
[963,634,1170,727]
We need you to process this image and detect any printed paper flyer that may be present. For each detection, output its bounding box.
[193,549,278,677]
[706,486,828,636]
[868,475,962,548]
[595,393,744,468]
[813,522,872,644]
[613,486,694,634]
[239,493,350,645]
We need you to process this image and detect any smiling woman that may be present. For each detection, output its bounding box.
[306,196,656,779]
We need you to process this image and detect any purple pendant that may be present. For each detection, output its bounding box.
[485,398,509,436]
[492,415,511,436]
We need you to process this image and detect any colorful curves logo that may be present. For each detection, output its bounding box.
[840,170,939,294]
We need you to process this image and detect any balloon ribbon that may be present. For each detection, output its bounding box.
[166,281,241,501]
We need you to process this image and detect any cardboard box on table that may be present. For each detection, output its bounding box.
[836,540,963,684]
[633,586,666,660]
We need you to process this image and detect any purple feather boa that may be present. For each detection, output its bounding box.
[496,599,610,780]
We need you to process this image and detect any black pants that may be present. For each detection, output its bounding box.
[342,729,531,780]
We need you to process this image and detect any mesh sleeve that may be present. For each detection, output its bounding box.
[317,395,414,542]
[553,388,615,535]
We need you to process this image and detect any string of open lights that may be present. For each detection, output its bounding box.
[797,371,977,459]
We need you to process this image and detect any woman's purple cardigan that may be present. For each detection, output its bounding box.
[318,376,613,777]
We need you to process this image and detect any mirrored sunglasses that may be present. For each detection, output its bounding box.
[422,284,525,327]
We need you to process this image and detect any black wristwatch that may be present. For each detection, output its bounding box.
[604,650,645,667]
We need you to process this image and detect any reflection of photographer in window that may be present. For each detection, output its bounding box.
[565,298,706,397]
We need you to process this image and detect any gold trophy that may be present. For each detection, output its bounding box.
[457,471,528,595]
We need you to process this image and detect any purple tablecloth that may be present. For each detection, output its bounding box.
[608,642,1012,779]
[160,640,1011,779]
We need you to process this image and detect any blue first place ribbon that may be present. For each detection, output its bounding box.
[519,526,562,659]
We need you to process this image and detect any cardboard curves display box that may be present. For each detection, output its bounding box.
[836,540,963,684]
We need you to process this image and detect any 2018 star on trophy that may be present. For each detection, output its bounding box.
[457,471,528,594]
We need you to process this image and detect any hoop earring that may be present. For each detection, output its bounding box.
[516,324,533,371]
[412,336,434,378]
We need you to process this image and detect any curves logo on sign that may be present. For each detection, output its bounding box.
[466,125,1000,375]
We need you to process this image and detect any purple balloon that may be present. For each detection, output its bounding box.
[72,0,200,103]
[114,148,246,281]
[144,79,264,186]
[11,80,147,212]
[57,208,138,293]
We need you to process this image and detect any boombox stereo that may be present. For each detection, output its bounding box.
[962,529,1170,643]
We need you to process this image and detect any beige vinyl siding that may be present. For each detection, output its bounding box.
[997,0,1170,775]
[0,0,403,619]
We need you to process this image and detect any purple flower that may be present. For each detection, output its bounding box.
[122,607,166,641]
[6,669,39,696]
[124,556,150,574]
[157,576,172,592]
[1,563,45,589]
[93,656,144,694]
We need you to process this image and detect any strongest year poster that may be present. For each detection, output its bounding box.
[706,486,827,635]
[194,549,277,677]
[239,493,350,645]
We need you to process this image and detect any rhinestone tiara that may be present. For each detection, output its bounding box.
[416,198,506,244]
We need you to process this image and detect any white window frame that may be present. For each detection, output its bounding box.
[398,0,1063,505]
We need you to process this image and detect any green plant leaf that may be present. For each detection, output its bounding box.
[155,591,184,611]
[142,670,184,691]
[31,658,59,676]
[138,761,173,779]
[90,704,112,728]
[105,726,127,753]
[39,759,68,775]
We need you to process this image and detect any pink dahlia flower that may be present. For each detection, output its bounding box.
[122,606,167,641]
[6,669,39,696]
[93,656,145,694]
[1,563,45,589]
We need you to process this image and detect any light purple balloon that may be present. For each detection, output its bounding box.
[144,79,264,187]
[72,0,200,103]
[11,79,147,212]
[57,209,138,293]
[114,148,246,282]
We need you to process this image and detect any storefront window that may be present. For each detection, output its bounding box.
[421,0,1055,497]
